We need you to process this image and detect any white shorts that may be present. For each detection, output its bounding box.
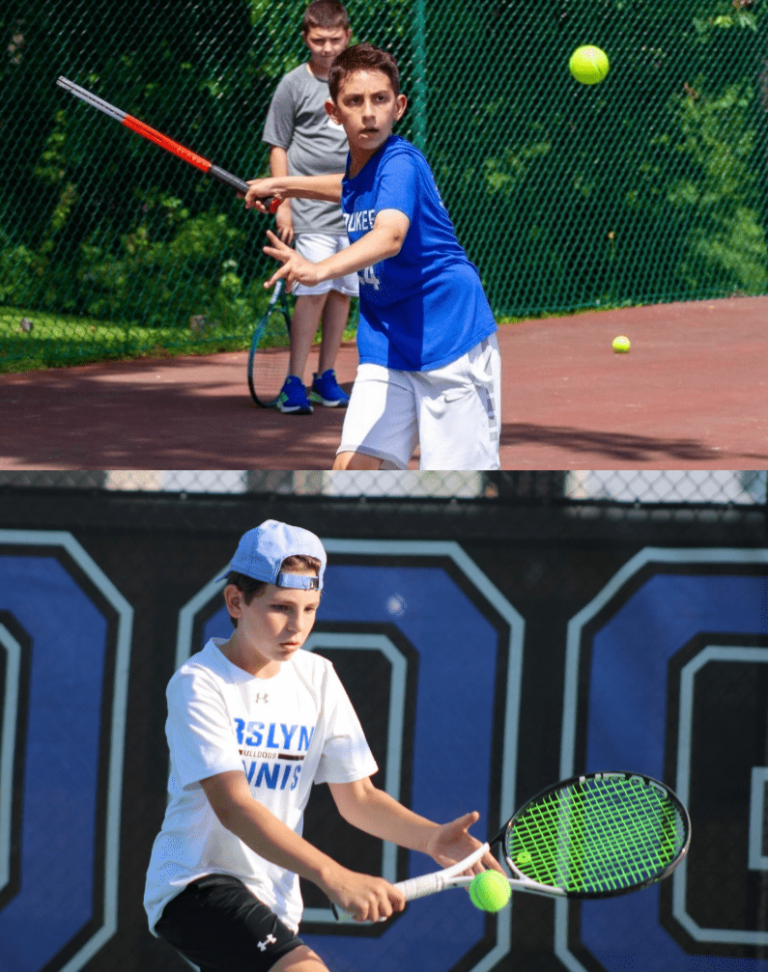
[293,234,359,297]
[337,333,501,470]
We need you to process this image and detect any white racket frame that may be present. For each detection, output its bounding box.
[333,841,564,921]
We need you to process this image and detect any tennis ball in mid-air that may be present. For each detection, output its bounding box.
[569,46,610,84]
[469,871,512,912]
[612,335,631,353]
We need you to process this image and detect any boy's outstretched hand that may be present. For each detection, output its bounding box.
[262,230,322,292]
[425,812,506,876]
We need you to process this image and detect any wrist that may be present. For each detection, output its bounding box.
[421,821,443,858]
[312,859,347,896]
[312,260,334,286]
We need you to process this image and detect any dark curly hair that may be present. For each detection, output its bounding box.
[328,43,400,103]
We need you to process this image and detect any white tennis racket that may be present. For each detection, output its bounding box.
[333,771,690,919]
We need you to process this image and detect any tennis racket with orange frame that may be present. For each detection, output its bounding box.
[56,76,279,208]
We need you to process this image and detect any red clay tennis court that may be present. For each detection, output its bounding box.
[2,295,765,470]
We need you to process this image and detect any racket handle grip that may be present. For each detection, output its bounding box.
[331,842,490,920]
[392,872,446,901]
[393,841,490,902]
[209,165,250,195]
[332,875,444,922]
[332,870,465,921]
[207,166,279,214]
[331,872,446,921]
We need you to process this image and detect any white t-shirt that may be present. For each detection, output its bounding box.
[143,638,378,933]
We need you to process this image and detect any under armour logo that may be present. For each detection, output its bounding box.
[257,934,277,952]
[255,693,269,703]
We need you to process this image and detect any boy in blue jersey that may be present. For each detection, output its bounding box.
[245,44,501,470]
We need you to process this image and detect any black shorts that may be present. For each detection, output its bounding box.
[154,875,305,972]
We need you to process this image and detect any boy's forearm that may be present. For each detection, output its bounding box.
[222,795,344,892]
[336,783,439,854]
[277,174,344,203]
[268,149,291,211]
[246,173,343,209]
[313,224,403,283]
[268,146,289,179]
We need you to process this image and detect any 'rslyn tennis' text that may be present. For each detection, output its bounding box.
[234,719,314,791]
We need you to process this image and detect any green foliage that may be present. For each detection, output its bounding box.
[0,233,36,304]
[33,109,69,185]
[693,0,765,39]
[77,207,257,328]
[1,0,766,371]
[670,81,767,293]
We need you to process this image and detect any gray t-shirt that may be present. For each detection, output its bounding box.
[262,63,349,235]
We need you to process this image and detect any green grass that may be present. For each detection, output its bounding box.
[1,299,614,374]
[0,308,255,373]
[497,298,637,326]
[0,304,358,374]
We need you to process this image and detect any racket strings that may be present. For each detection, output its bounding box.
[248,286,292,406]
[251,331,290,401]
[507,775,687,894]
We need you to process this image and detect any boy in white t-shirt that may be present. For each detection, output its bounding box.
[144,520,499,972]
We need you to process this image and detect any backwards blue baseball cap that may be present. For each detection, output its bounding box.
[215,519,327,590]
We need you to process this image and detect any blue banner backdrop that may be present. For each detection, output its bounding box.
[2,521,768,972]
[558,548,768,972]
[0,531,132,972]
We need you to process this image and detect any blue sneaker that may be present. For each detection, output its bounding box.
[309,369,350,407]
[277,375,313,415]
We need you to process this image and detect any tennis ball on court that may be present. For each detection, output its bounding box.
[612,335,631,353]
[469,871,511,912]
[569,46,610,84]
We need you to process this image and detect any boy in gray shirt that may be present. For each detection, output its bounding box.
[262,1,357,415]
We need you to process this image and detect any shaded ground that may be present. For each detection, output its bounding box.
[2,295,766,470]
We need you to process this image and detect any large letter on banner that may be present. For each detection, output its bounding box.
[0,531,132,972]
[557,547,768,972]
[175,539,524,972]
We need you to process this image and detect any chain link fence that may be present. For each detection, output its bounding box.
[0,469,766,505]
[2,0,767,371]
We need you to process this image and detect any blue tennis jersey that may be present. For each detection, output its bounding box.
[341,135,496,371]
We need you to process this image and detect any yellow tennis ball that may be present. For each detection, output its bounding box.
[469,871,511,912]
[612,335,631,353]
[569,46,610,84]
